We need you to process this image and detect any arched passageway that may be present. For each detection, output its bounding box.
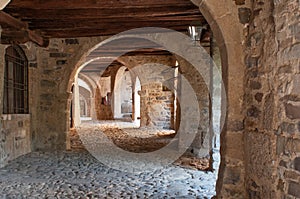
[63,0,246,196]
[65,28,222,197]
[3,0,297,198]
[113,66,133,120]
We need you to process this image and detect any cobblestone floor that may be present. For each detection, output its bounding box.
[0,120,219,198]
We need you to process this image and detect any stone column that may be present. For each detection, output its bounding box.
[177,57,211,158]
[90,97,97,120]
[72,78,81,127]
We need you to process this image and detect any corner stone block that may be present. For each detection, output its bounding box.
[238,8,252,24]
[285,103,300,120]
[294,157,300,172]
[223,167,241,185]
[288,181,300,198]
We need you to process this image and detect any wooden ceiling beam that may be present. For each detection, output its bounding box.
[1,28,49,47]
[5,7,201,20]
[26,14,204,24]
[39,23,191,37]
[7,0,194,9]
[0,29,29,44]
[0,11,48,47]
[27,30,49,47]
[0,10,27,29]
[27,18,203,30]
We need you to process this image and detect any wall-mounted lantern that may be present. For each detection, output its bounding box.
[188,22,207,42]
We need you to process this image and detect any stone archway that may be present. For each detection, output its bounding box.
[113,66,133,119]
[190,0,248,197]
[63,1,248,197]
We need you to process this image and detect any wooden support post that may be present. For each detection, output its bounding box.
[0,11,48,47]
[0,11,27,29]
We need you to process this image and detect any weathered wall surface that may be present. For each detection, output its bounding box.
[0,115,31,167]
[119,55,176,129]
[176,56,211,158]
[78,73,97,120]
[244,0,300,198]
[79,86,91,117]
[140,83,175,129]
[96,66,120,120]
[193,0,252,197]
[0,45,33,167]
[31,37,104,150]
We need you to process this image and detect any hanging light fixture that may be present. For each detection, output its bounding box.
[188,22,207,42]
[188,26,203,41]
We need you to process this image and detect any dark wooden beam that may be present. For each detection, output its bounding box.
[40,24,190,38]
[27,18,203,30]
[27,30,49,47]
[0,10,27,29]
[0,11,48,47]
[1,29,49,47]
[0,29,29,44]
[5,7,201,20]
[7,0,195,9]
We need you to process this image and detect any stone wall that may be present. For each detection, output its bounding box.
[192,0,252,197]
[113,67,133,119]
[78,73,97,120]
[0,115,31,167]
[176,56,211,158]
[79,86,91,117]
[95,66,120,120]
[30,37,104,150]
[0,45,32,167]
[140,82,175,129]
[244,0,300,198]
[119,55,177,128]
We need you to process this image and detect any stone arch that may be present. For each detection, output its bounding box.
[78,73,97,97]
[65,1,246,197]
[113,66,133,119]
[191,0,246,197]
[78,86,91,117]
[133,76,141,124]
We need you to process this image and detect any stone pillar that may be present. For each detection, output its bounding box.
[119,55,176,129]
[90,97,97,120]
[177,57,211,158]
[0,45,6,115]
[72,78,81,126]
[140,81,175,129]
[133,76,141,125]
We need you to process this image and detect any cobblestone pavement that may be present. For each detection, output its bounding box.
[0,120,219,198]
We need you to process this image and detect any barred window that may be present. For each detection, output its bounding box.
[3,45,29,114]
